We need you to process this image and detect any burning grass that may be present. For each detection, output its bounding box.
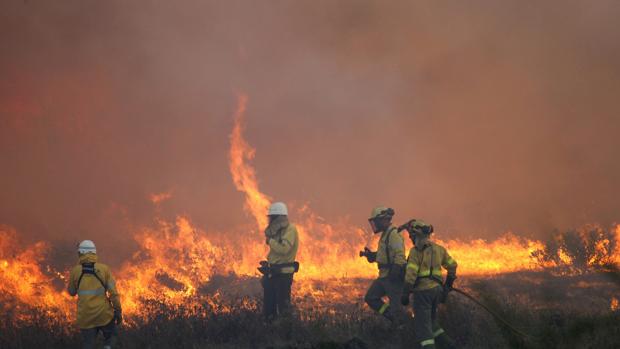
[532,225,620,274]
[1,271,619,349]
[2,95,619,348]
[2,222,620,348]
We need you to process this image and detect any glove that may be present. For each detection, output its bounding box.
[444,275,456,291]
[264,226,276,239]
[440,275,456,303]
[401,292,410,306]
[114,310,123,325]
[257,260,270,275]
[398,219,417,233]
[265,216,288,238]
[388,264,405,282]
[366,252,377,263]
[360,247,377,263]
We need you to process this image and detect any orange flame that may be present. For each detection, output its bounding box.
[1,94,619,328]
[228,93,271,231]
[0,226,72,323]
[439,234,545,275]
[150,191,173,204]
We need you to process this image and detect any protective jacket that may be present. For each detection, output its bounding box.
[404,241,457,291]
[375,226,406,278]
[68,254,121,329]
[267,223,299,274]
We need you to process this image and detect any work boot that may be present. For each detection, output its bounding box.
[435,333,457,349]
[418,344,436,349]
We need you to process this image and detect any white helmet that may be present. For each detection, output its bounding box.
[267,202,288,216]
[78,240,97,255]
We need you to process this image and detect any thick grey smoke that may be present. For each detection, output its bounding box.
[1,1,619,264]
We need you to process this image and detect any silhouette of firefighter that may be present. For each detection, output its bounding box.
[259,202,300,321]
[400,220,458,349]
[68,240,122,349]
[360,206,406,323]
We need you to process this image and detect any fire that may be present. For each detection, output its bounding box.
[229,93,271,231]
[612,297,619,311]
[615,225,620,263]
[0,226,72,323]
[439,234,545,275]
[1,94,619,329]
[116,216,227,317]
[225,94,550,279]
[150,191,173,204]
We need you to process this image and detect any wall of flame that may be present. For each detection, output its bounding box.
[1,95,618,326]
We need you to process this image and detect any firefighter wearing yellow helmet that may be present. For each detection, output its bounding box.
[360,206,406,323]
[400,220,458,349]
[68,240,122,349]
[260,202,300,321]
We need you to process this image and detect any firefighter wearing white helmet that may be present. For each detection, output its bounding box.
[360,206,406,323]
[68,240,122,349]
[260,202,299,321]
[267,201,288,216]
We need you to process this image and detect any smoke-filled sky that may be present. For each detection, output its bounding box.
[1,1,619,261]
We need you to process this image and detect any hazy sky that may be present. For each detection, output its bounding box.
[1,1,619,261]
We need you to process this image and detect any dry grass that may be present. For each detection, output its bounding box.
[2,269,619,349]
[3,228,619,348]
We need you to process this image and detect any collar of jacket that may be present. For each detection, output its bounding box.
[79,253,98,264]
[381,225,396,236]
[415,239,432,251]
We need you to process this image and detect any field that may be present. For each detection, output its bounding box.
[2,269,619,349]
[2,214,619,349]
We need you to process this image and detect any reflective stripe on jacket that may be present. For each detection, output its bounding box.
[68,254,121,329]
[375,226,406,278]
[267,223,299,274]
[405,242,457,291]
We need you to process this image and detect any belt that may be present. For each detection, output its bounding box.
[257,261,300,275]
[270,262,299,272]
[414,274,444,287]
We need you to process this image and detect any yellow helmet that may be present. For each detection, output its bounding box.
[369,206,394,220]
[410,220,434,235]
[368,206,395,233]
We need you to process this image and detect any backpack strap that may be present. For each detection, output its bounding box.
[386,227,394,266]
[77,262,107,291]
[429,243,433,275]
[384,226,400,266]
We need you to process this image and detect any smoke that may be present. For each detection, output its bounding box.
[1,0,619,264]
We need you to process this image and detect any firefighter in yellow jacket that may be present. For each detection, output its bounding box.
[260,202,299,321]
[400,220,457,349]
[361,206,406,322]
[68,240,122,349]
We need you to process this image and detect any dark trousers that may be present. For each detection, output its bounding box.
[262,272,294,320]
[81,319,116,349]
[364,277,403,316]
[413,287,456,348]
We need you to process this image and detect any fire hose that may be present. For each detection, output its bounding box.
[451,287,532,340]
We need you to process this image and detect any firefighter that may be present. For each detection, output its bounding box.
[400,220,458,349]
[68,240,122,349]
[261,202,299,321]
[361,206,406,322]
